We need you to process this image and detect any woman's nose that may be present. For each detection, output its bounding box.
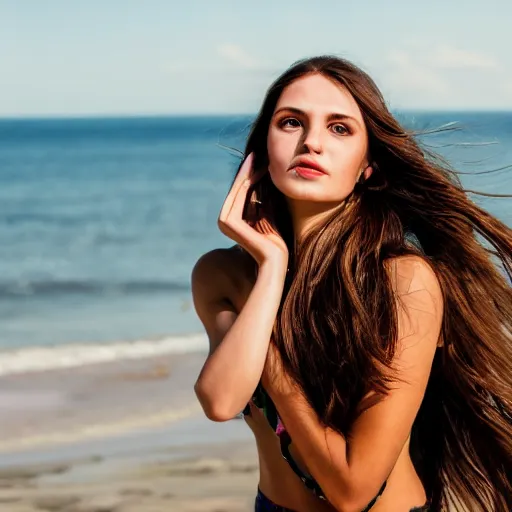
[302,126,323,153]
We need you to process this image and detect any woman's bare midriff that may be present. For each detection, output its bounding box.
[223,248,428,512]
[246,413,426,512]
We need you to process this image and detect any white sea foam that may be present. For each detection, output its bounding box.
[0,334,208,376]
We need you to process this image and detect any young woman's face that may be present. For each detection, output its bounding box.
[267,73,370,204]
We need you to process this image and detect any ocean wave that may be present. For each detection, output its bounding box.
[0,279,190,299]
[0,334,208,376]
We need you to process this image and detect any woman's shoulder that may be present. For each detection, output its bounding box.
[384,255,443,321]
[193,245,254,276]
[191,245,256,303]
[384,255,441,297]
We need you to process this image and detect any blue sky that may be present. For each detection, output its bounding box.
[2,0,512,116]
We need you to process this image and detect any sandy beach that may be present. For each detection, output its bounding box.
[0,350,260,512]
[0,438,259,512]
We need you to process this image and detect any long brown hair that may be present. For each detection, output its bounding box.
[239,56,512,511]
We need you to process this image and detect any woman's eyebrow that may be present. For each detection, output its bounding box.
[273,106,361,127]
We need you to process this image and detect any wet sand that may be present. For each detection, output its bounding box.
[0,438,259,512]
[0,350,259,511]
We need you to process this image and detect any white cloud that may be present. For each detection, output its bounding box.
[216,44,262,69]
[383,50,449,96]
[375,43,511,109]
[429,45,498,70]
[386,50,411,68]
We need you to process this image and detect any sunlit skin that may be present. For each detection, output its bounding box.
[267,73,373,237]
[193,73,437,511]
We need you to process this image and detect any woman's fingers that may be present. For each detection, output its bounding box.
[218,177,249,234]
[218,195,261,254]
[219,153,269,224]
[219,153,255,220]
[227,177,251,221]
[234,152,255,186]
[217,153,286,264]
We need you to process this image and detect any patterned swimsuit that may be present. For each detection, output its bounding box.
[246,385,430,512]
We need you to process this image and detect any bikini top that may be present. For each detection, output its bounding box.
[244,384,386,512]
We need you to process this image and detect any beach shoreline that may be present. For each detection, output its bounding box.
[0,350,259,511]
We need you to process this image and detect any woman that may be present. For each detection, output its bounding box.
[191,56,512,511]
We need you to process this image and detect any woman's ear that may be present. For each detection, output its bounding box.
[358,164,373,184]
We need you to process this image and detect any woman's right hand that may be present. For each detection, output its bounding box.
[218,153,289,268]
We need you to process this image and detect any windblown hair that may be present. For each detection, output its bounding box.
[238,56,512,511]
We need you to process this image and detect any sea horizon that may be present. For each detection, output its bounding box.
[2,108,512,121]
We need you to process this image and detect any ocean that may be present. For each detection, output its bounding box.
[0,113,510,376]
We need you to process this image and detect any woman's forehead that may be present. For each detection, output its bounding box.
[275,74,362,121]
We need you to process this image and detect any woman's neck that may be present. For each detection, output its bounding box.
[288,199,346,243]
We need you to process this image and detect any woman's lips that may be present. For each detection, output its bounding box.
[292,166,326,179]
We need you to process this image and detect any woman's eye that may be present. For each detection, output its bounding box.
[332,124,349,135]
[280,118,301,128]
